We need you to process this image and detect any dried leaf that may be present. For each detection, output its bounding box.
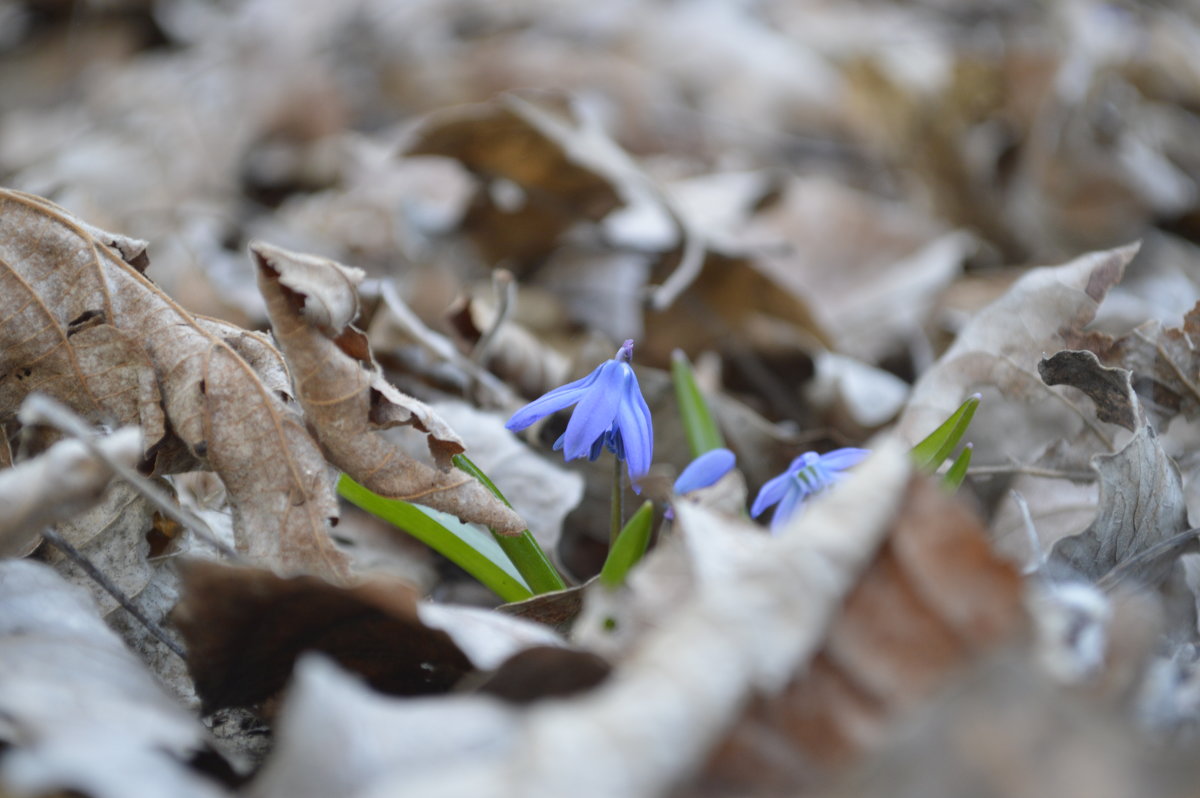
[1051,425,1194,586]
[0,560,228,798]
[0,425,140,556]
[0,189,349,581]
[1038,349,1141,431]
[694,477,1026,790]
[1067,301,1200,429]
[897,244,1136,461]
[250,241,526,534]
[172,560,472,714]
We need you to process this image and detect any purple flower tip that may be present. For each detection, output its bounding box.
[673,448,736,495]
[750,447,870,533]
[505,339,653,486]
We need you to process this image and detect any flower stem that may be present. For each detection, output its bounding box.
[611,455,625,548]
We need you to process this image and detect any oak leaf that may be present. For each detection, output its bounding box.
[0,189,349,581]
[250,241,526,534]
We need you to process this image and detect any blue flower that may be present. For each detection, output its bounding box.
[751,448,870,532]
[673,448,736,494]
[506,339,653,487]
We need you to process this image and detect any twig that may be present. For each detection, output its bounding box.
[18,395,243,562]
[969,464,1096,482]
[1009,490,1047,575]
[472,268,515,366]
[41,527,187,662]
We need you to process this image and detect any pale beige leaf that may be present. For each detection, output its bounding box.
[250,241,525,534]
[0,189,349,581]
[254,441,913,798]
[896,244,1137,462]
[0,425,141,557]
[0,560,226,798]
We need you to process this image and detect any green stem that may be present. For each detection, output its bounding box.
[337,475,532,603]
[610,455,625,548]
[451,454,566,594]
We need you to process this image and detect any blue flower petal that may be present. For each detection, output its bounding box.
[818,447,872,471]
[615,367,654,480]
[750,470,793,517]
[505,369,602,432]
[674,448,735,494]
[769,482,806,534]
[561,360,625,461]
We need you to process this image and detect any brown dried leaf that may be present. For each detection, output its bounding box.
[250,241,525,534]
[694,477,1026,791]
[1038,349,1141,431]
[897,244,1136,462]
[1067,301,1200,429]
[1051,425,1194,586]
[172,560,473,714]
[0,189,349,582]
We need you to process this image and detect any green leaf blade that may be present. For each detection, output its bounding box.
[599,500,655,588]
[671,349,725,457]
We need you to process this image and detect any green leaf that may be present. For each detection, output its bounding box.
[337,474,533,603]
[671,349,725,457]
[599,500,655,588]
[942,443,973,491]
[451,454,567,594]
[911,393,980,472]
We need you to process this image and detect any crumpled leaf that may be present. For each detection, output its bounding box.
[1050,425,1195,587]
[254,440,914,798]
[896,243,1137,461]
[1038,349,1141,432]
[250,240,526,534]
[172,560,473,714]
[0,189,349,581]
[1067,300,1200,429]
[0,559,229,798]
[0,425,141,556]
[691,476,1026,791]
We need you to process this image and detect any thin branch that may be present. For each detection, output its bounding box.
[969,464,1096,481]
[41,527,187,662]
[471,268,515,366]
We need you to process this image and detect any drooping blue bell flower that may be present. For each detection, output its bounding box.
[751,448,870,532]
[506,339,653,488]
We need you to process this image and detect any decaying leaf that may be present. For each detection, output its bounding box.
[897,244,1137,462]
[250,241,526,534]
[1038,349,1141,432]
[254,440,914,798]
[692,476,1026,791]
[172,560,472,714]
[0,189,350,582]
[0,560,230,798]
[1067,300,1200,429]
[0,425,141,556]
[1050,425,1195,587]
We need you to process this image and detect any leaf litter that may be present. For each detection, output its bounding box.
[9,1,1200,796]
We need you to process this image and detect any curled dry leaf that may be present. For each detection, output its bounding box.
[0,189,349,582]
[1067,300,1200,429]
[172,560,472,714]
[896,243,1137,462]
[1051,425,1195,587]
[0,425,141,557]
[255,440,914,798]
[692,476,1026,792]
[250,241,525,534]
[0,560,228,798]
[1038,349,1141,432]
